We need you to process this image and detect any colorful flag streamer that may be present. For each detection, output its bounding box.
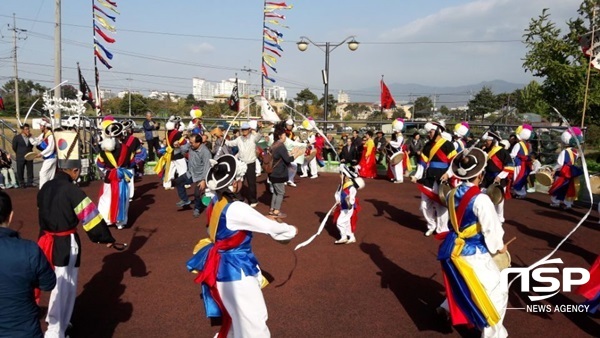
[93,0,120,115]
[261,1,292,93]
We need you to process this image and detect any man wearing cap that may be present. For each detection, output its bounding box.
[225,122,262,207]
[437,147,508,338]
[210,127,229,157]
[373,130,387,165]
[187,154,297,338]
[481,131,515,223]
[510,125,533,199]
[411,121,457,236]
[143,112,161,161]
[32,118,57,189]
[38,130,116,338]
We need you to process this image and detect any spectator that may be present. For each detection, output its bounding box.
[373,131,387,164]
[268,122,304,218]
[143,112,161,161]
[408,132,424,169]
[225,123,261,207]
[0,148,17,188]
[351,130,363,157]
[11,123,34,188]
[174,134,212,218]
[340,137,357,166]
[0,191,56,338]
[322,134,336,162]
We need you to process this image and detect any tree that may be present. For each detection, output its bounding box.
[516,81,550,117]
[317,93,337,117]
[62,85,78,100]
[185,94,197,106]
[439,105,450,115]
[295,88,318,115]
[523,3,600,125]
[118,93,147,116]
[467,86,497,121]
[413,96,433,112]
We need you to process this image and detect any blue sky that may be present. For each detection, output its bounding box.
[0,0,584,104]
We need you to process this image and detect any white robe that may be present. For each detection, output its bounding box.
[215,202,296,338]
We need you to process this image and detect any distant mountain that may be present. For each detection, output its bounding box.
[349,80,526,107]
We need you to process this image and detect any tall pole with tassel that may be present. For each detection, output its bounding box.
[581,5,597,128]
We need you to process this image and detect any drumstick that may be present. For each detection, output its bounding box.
[505,236,517,246]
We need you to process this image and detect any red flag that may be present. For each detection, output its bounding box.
[380,79,396,109]
[0,96,5,111]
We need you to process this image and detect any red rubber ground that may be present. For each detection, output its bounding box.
[8,173,599,337]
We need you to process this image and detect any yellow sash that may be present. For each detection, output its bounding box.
[447,189,500,326]
[428,138,446,163]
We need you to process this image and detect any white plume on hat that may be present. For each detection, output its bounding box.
[499,140,510,150]
[166,121,175,131]
[424,122,436,132]
[441,131,452,142]
[248,120,258,130]
[560,130,572,145]
[286,119,294,126]
[392,118,404,132]
[453,122,469,137]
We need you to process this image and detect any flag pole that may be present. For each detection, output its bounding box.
[581,5,597,128]
[381,74,384,120]
[260,0,268,97]
[92,0,101,116]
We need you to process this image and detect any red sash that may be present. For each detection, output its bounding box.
[418,184,442,205]
[117,135,136,166]
[194,231,248,338]
[35,228,78,303]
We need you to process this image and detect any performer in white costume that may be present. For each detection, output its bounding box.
[187,154,297,338]
[32,118,57,189]
[437,147,508,338]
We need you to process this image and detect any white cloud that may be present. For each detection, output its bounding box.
[187,42,215,54]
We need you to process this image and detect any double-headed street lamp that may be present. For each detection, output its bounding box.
[297,36,359,123]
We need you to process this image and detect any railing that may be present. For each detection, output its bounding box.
[0,119,17,154]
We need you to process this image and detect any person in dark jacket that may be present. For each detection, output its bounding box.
[11,123,34,188]
[268,122,303,218]
[340,137,357,166]
[143,112,161,161]
[38,134,116,338]
[408,132,424,169]
[0,191,56,338]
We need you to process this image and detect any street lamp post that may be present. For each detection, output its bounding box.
[297,36,359,124]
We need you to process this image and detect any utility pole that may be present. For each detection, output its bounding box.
[55,0,62,122]
[9,14,27,122]
[241,66,257,117]
[126,78,132,116]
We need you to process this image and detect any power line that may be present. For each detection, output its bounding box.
[0,14,523,46]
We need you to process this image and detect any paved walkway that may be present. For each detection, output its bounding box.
[8,173,599,337]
